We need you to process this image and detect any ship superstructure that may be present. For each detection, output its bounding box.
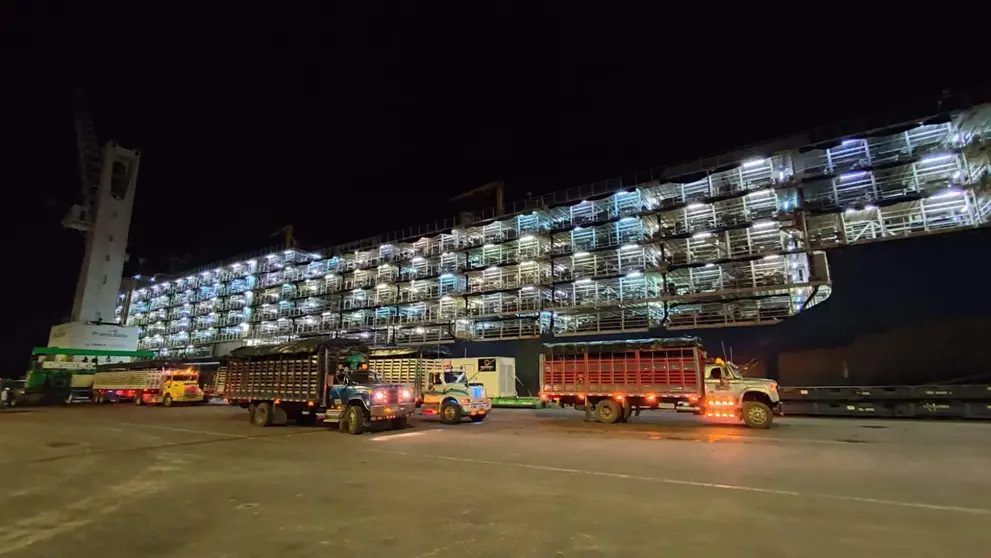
[120,100,991,357]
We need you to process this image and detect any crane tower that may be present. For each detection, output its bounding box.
[47,91,141,351]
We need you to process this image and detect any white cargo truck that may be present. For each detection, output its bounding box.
[370,347,502,424]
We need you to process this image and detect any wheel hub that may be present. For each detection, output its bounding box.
[748,406,767,424]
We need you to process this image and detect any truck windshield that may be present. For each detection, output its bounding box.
[443,371,465,384]
[350,370,383,384]
[170,374,197,382]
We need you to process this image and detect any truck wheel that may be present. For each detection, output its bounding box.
[346,405,366,435]
[470,414,486,423]
[134,393,144,406]
[595,399,622,424]
[391,416,408,430]
[253,402,273,427]
[162,395,173,408]
[440,402,461,425]
[742,401,773,429]
[247,403,257,423]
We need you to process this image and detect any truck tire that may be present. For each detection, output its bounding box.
[391,416,408,430]
[134,393,144,406]
[345,405,366,435]
[247,403,257,423]
[742,401,773,429]
[595,399,622,424]
[253,402,273,427]
[440,402,461,425]
[162,395,173,408]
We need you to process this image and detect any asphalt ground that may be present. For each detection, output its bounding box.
[1,405,989,557]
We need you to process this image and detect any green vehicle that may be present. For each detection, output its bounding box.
[22,347,155,405]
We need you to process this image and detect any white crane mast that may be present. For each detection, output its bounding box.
[48,91,141,352]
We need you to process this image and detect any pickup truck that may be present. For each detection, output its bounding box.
[220,338,415,434]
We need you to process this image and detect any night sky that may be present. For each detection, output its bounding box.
[6,6,989,376]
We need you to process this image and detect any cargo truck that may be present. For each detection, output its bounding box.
[370,346,492,424]
[220,338,415,434]
[539,338,781,429]
[92,361,205,406]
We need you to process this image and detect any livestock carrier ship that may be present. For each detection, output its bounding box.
[116,96,991,393]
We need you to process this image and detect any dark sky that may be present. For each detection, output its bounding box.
[6,6,988,374]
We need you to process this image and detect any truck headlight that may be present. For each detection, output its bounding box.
[373,390,387,402]
[399,388,412,402]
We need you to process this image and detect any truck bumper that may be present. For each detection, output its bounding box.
[463,400,492,415]
[370,403,415,420]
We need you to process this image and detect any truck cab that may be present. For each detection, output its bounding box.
[154,369,205,406]
[701,359,781,428]
[421,367,491,424]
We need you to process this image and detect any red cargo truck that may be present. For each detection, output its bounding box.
[539,338,781,428]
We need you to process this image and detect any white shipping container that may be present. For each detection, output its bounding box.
[447,357,517,398]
